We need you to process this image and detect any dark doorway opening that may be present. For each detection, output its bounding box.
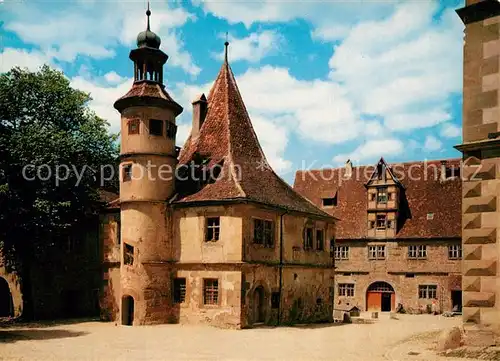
[121,295,134,326]
[0,277,13,317]
[253,286,266,324]
[451,290,462,312]
[381,293,392,312]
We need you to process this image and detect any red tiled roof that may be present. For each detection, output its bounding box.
[98,189,119,210]
[114,80,182,115]
[293,159,462,239]
[175,58,330,218]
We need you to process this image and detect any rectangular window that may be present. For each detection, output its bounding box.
[124,243,134,265]
[271,292,280,309]
[128,119,140,135]
[316,229,324,251]
[322,196,337,207]
[205,217,220,242]
[418,285,437,299]
[387,220,394,229]
[253,219,274,247]
[408,245,427,259]
[173,278,186,304]
[377,187,388,203]
[334,246,349,260]
[165,121,177,139]
[448,244,462,260]
[304,227,313,250]
[203,279,219,305]
[376,214,387,229]
[368,245,385,260]
[149,119,163,136]
[123,164,132,182]
[338,283,355,297]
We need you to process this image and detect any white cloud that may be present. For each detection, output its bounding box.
[423,135,443,152]
[70,75,132,135]
[213,31,283,63]
[0,48,53,72]
[104,71,125,85]
[332,139,404,165]
[4,2,200,75]
[440,123,461,138]
[328,2,463,132]
[196,0,395,42]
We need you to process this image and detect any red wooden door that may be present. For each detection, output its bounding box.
[367,292,381,310]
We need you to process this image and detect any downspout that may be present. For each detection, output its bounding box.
[278,210,288,326]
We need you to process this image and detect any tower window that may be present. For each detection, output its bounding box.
[166,121,177,140]
[205,217,220,242]
[149,119,163,136]
[123,164,132,182]
[124,243,134,265]
[128,119,140,135]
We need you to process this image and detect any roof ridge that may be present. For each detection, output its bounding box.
[224,62,246,198]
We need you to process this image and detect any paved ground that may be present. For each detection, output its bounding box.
[0,314,479,361]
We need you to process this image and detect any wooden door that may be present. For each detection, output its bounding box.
[366,292,381,311]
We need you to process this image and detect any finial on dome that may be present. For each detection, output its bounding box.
[224,33,229,63]
[136,1,161,49]
[146,1,151,31]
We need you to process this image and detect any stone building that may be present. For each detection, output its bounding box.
[455,0,500,330]
[294,158,462,313]
[100,8,335,328]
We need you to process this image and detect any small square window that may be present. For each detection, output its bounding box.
[124,243,134,265]
[448,244,462,260]
[128,119,140,135]
[206,217,220,242]
[203,279,219,305]
[338,283,355,297]
[334,246,349,260]
[173,278,186,304]
[322,195,337,207]
[149,119,163,136]
[123,164,132,182]
[427,213,434,220]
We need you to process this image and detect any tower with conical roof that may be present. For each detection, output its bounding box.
[113,3,182,325]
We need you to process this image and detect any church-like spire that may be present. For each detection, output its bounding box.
[146,1,151,31]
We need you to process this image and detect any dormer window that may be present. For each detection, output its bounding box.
[376,214,387,229]
[377,187,388,204]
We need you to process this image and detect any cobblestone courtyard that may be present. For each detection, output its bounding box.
[0,314,478,361]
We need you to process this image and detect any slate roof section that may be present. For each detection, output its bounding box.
[293,159,462,239]
[175,56,330,218]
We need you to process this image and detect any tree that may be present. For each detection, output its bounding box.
[0,65,119,318]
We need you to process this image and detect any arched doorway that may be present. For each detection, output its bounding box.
[0,277,13,317]
[252,286,266,324]
[121,295,134,326]
[366,282,395,312]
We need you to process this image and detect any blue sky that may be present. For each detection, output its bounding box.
[1,0,465,184]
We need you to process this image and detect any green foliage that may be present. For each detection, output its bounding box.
[0,65,119,268]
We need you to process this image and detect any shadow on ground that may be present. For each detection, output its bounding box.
[0,317,100,329]
[0,329,88,343]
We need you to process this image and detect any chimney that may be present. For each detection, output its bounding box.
[345,159,352,179]
[191,93,207,138]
